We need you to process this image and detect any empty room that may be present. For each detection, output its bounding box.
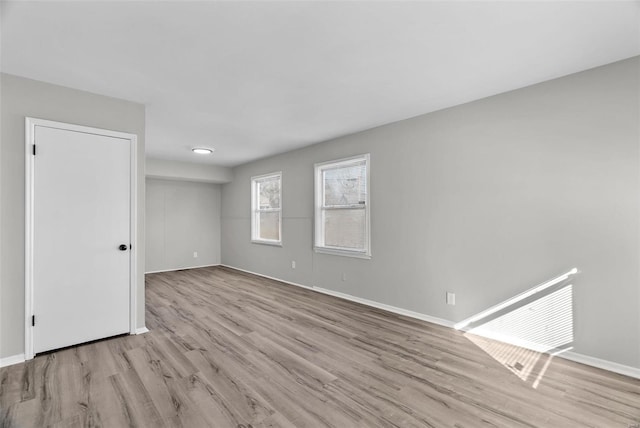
[1,1,639,427]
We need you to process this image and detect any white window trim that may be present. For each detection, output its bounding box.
[314,154,371,259]
[251,171,283,246]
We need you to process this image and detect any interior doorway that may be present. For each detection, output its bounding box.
[24,118,138,358]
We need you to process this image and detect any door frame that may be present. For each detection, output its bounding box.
[24,117,139,360]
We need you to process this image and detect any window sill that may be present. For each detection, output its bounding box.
[314,246,371,259]
[252,240,283,247]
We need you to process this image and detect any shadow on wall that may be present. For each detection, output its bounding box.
[455,269,578,388]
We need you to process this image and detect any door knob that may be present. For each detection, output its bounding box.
[119,244,128,251]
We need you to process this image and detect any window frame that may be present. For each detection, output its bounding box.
[251,171,283,246]
[314,154,371,259]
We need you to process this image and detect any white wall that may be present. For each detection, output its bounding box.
[221,57,640,369]
[0,73,146,359]
[145,179,221,273]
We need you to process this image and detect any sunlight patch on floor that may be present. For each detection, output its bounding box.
[467,285,573,354]
[458,271,576,388]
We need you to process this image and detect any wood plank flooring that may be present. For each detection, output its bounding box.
[1,266,639,427]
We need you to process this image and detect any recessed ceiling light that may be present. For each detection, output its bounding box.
[192,148,214,154]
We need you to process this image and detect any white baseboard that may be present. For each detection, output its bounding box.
[1,331,150,367]
[312,286,455,329]
[220,265,314,290]
[145,263,220,274]
[220,264,640,379]
[0,353,25,368]
[559,351,640,379]
[221,264,453,329]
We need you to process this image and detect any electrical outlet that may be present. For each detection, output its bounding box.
[342,272,347,281]
[446,292,456,306]
[193,251,198,258]
[291,260,296,269]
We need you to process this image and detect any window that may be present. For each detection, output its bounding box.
[314,154,370,258]
[251,172,282,245]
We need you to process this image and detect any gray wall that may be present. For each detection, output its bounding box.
[222,57,640,368]
[0,73,146,359]
[146,178,221,273]
[146,158,232,184]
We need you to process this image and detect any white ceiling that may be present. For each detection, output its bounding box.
[2,1,639,167]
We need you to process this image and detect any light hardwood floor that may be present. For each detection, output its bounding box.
[1,266,639,427]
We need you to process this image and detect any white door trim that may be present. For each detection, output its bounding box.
[24,117,138,360]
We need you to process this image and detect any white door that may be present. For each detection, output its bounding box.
[33,125,131,354]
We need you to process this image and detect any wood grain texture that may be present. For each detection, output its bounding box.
[1,266,639,427]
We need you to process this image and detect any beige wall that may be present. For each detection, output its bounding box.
[221,57,640,369]
[0,73,146,359]
[146,178,221,273]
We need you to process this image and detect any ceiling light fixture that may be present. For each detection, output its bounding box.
[192,148,214,154]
